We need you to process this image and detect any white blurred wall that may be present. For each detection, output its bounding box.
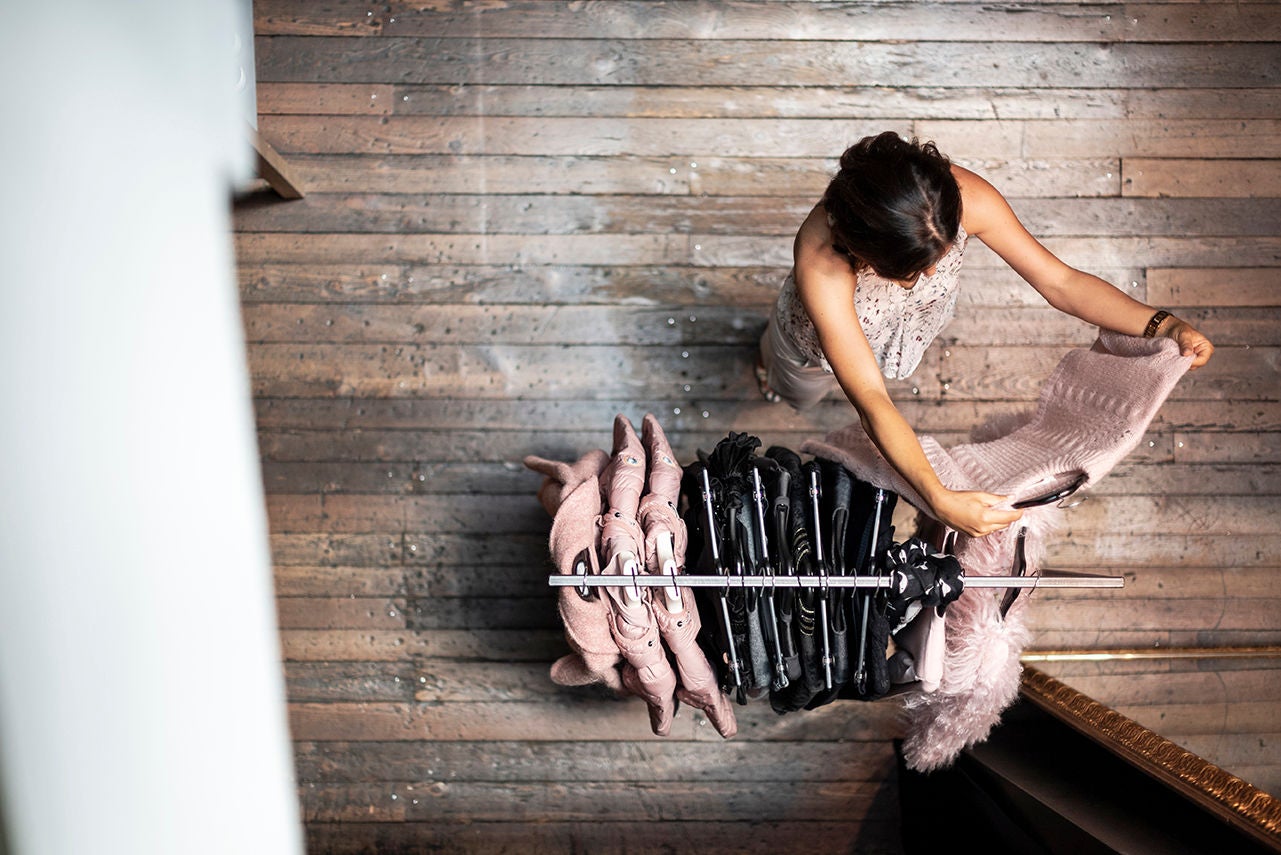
[0,2,303,853]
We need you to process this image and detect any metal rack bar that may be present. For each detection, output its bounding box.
[548,573,1123,590]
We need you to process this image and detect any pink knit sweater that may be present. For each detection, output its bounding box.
[802,331,1193,770]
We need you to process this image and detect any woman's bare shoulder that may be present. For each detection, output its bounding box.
[951,163,1007,235]
[795,203,855,286]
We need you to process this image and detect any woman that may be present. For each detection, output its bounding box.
[757,131,1214,538]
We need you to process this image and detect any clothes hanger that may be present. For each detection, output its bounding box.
[1001,469,1087,616]
[851,487,889,697]
[751,461,790,691]
[805,461,834,691]
[698,465,746,703]
[763,450,801,690]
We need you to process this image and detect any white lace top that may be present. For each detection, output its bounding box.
[773,224,968,380]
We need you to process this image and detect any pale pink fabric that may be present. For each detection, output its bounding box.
[531,413,738,739]
[600,415,648,573]
[639,412,737,738]
[600,414,678,736]
[801,331,1193,770]
[638,412,688,573]
[523,448,624,693]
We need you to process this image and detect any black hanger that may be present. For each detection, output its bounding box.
[695,464,747,703]
[751,460,790,691]
[804,461,834,692]
[999,526,1029,618]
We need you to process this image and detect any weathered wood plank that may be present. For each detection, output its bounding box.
[267,424,846,470]
[260,461,533,495]
[270,154,702,195]
[1046,534,1281,568]
[274,563,409,596]
[292,738,897,782]
[271,587,1279,636]
[256,114,1281,159]
[300,820,897,855]
[279,628,567,662]
[237,262,1133,307]
[297,780,891,823]
[276,595,411,629]
[242,304,763,346]
[1037,566,1281,601]
[234,231,1281,267]
[285,662,418,703]
[275,563,549,598]
[255,38,1279,89]
[290,661,573,704]
[237,263,789,305]
[252,430,1265,477]
[247,395,1281,435]
[244,341,1272,403]
[1029,629,1281,650]
[288,698,905,742]
[255,115,897,157]
[1173,431,1281,464]
[256,82,395,115]
[1026,597,1281,633]
[255,82,1281,122]
[939,345,1275,401]
[947,306,1280,347]
[1123,158,1281,198]
[280,596,562,631]
[267,494,544,534]
[233,193,1281,237]
[1147,268,1279,308]
[234,157,1120,220]
[254,1,1281,42]
[239,303,1279,350]
[1165,630,1281,648]
[251,428,1252,472]
[241,342,830,400]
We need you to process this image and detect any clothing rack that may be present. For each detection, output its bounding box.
[548,571,1123,590]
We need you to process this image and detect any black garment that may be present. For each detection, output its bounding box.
[681,459,746,702]
[760,453,801,688]
[837,473,899,702]
[803,458,856,709]
[883,536,965,632]
[684,432,768,705]
[770,456,831,714]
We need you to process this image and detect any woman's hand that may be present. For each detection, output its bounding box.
[1163,317,1214,369]
[929,489,1024,538]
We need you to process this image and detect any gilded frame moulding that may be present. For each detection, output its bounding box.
[1020,664,1281,850]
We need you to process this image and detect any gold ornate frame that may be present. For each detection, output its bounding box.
[1020,657,1281,850]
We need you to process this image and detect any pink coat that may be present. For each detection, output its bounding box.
[600,415,679,737]
[639,413,737,738]
[523,448,624,693]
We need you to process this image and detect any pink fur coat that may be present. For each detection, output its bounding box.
[802,331,1192,770]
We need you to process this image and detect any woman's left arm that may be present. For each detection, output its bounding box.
[955,165,1214,369]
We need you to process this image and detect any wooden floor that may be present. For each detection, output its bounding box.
[235,2,1281,852]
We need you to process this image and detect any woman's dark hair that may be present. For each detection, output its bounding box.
[822,131,962,281]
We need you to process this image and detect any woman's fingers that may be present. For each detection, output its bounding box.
[1169,321,1214,369]
[938,491,1023,537]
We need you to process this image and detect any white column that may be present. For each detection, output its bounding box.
[0,3,303,854]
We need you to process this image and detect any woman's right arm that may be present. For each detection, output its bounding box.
[793,217,1023,537]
